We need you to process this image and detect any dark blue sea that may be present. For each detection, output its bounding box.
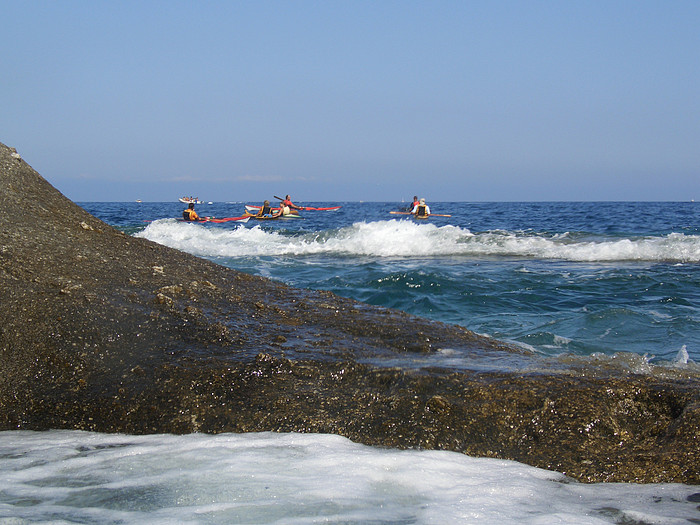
[3,201,697,524]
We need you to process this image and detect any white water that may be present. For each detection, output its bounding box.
[137,219,700,262]
[1,430,697,524]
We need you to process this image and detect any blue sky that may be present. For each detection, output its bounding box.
[2,1,699,202]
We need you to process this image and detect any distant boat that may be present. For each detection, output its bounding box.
[179,197,203,204]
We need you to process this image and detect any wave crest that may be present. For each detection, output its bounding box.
[136,219,700,262]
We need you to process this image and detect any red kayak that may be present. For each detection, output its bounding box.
[177,216,250,223]
[245,204,341,212]
[206,216,250,223]
[389,211,452,218]
[298,205,342,211]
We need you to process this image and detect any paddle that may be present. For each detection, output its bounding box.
[205,215,249,223]
[274,195,338,211]
[275,194,301,210]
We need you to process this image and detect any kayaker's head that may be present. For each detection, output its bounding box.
[264,200,270,206]
[420,198,425,205]
[188,203,195,209]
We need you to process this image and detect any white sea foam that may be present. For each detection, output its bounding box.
[674,345,691,366]
[136,219,700,262]
[0,430,697,524]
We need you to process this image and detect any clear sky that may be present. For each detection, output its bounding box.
[2,1,699,202]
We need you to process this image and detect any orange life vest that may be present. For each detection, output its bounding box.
[183,209,199,221]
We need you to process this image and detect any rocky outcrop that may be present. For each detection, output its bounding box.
[1,142,698,483]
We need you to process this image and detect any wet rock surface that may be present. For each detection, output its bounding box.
[1,142,699,483]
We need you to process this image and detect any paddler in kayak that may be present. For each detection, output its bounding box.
[182,202,201,221]
[399,196,419,212]
[279,194,301,216]
[411,198,431,219]
[256,200,282,218]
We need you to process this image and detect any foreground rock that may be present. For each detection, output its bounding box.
[1,142,698,483]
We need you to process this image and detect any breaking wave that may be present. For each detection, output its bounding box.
[137,219,700,263]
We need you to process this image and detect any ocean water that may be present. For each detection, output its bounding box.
[115,201,699,364]
[3,200,698,523]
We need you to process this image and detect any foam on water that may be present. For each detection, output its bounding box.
[1,430,697,524]
[132,218,700,365]
[137,219,700,262]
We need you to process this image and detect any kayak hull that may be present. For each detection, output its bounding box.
[388,211,451,218]
[245,204,341,212]
[243,211,302,220]
[177,216,250,223]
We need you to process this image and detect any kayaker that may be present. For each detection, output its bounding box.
[280,195,301,215]
[411,196,419,209]
[257,200,281,218]
[411,198,431,218]
[182,203,200,221]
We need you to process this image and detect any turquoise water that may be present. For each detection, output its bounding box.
[82,201,700,365]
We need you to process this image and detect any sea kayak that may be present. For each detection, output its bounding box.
[245,204,341,212]
[243,210,302,220]
[388,211,452,218]
[177,216,250,223]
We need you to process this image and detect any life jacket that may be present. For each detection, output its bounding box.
[258,205,271,216]
[183,209,199,221]
[415,205,428,217]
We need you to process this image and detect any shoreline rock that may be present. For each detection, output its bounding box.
[1,142,698,483]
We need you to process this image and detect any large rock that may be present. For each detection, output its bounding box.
[1,142,698,483]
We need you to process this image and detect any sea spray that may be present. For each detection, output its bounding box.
[1,430,698,524]
[138,219,700,262]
